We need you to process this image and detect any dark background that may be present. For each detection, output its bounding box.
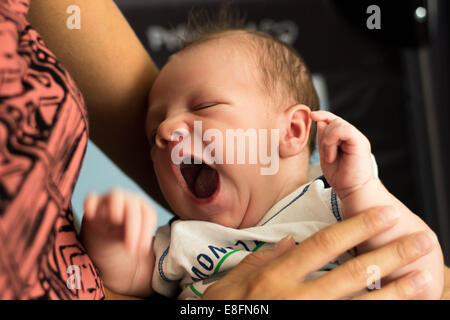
[114,0,450,264]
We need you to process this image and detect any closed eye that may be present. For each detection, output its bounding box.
[193,103,218,111]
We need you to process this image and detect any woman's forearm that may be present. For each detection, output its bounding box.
[27,0,169,208]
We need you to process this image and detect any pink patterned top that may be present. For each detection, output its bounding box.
[0,0,104,299]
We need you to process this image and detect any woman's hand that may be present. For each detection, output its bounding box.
[443,266,450,300]
[203,206,439,299]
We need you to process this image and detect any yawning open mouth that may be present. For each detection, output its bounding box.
[180,160,219,199]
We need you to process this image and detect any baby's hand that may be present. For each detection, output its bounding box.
[311,111,445,299]
[83,188,156,255]
[80,189,157,295]
[311,111,375,200]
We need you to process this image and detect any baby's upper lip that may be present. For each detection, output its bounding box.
[183,155,216,168]
[166,142,216,168]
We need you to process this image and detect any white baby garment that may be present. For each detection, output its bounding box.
[152,176,355,299]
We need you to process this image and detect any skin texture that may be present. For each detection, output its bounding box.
[147,37,311,229]
[27,0,169,211]
[27,0,450,299]
[203,207,439,299]
[84,36,443,299]
[80,189,157,297]
[444,267,450,299]
[311,110,444,299]
[0,1,103,299]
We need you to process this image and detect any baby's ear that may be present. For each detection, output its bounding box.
[278,104,311,158]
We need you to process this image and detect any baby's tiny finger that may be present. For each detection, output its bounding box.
[322,120,359,155]
[108,188,125,225]
[84,193,99,220]
[124,196,141,254]
[310,110,340,123]
[325,143,338,163]
[316,121,327,151]
[137,199,157,256]
[321,121,343,162]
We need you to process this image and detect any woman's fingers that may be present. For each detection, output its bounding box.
[203,235,296,299]
[305,230,437,299]
[269,206,401,280]
[352,270,433,300]
[226,235,296,281]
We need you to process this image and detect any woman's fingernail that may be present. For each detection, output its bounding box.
[409,270,432,290]
[378,206,400,224]
[414,231,437,253]
[275,234,294,249]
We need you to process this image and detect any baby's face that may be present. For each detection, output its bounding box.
[147,37,283,228]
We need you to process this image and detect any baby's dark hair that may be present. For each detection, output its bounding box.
[177,5,320,153]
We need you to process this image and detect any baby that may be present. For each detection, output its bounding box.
[80,28,444,299]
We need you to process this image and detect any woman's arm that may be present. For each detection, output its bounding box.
[27,0,169,209]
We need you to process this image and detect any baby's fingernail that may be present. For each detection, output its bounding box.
[409,270,432,291]
[86,192,98,200]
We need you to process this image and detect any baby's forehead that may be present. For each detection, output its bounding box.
[148,32,272,109]
[171,31,260,64]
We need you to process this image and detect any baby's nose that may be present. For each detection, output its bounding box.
[155,120,190,150]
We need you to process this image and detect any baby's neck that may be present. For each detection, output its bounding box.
[243,160,310,228]
[275,154,310,201]
[272,173,309,210]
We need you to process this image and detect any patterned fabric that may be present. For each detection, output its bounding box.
[0,0,104,299]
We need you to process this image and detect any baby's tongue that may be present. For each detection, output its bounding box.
[180,163,219,198]
[194,165,218,198]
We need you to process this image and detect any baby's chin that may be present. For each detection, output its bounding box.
[167,184,249,228]
[179,208,246,229]
[171,196,244,228]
